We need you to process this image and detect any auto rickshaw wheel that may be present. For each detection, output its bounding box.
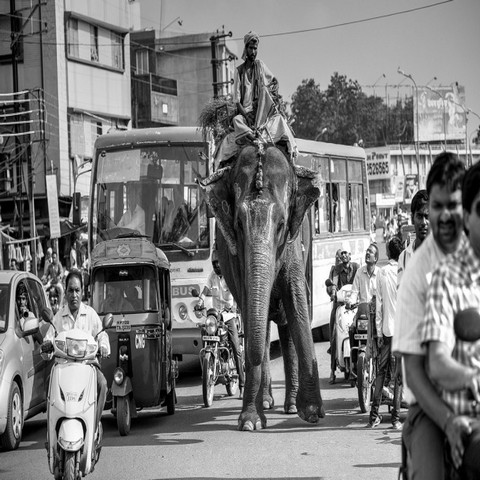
[166,382,176,415]
[357,352,372,413]
[202,352,215,407]
[226,355,239,396]
[116,395,131,436]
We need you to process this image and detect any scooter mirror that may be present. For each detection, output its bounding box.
[325,279,334,287]
[454,308,480,342]
[191,288,199,297]
[103,313,114,330]
[41,307,54,324]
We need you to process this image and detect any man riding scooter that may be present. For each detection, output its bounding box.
[196,250,245,396]
[42,270,110,435]
[327,243,359,384]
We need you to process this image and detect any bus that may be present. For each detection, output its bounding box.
[88,128,370,353]
[88,127,215,360]
[294,138,371,341]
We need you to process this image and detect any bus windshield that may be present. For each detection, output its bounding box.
[91,143,209,251]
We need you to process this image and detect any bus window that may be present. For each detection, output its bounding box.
[350,183,365,231]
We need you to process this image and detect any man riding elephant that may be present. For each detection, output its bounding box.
[215,31,297,167]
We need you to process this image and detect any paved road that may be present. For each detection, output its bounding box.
[1,338,404,480]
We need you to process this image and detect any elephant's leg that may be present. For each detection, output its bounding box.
[238,357,267,431]
[284,272,325,423]
[277,321,298,414]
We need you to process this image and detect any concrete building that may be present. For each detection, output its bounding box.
[366,142,480,220]
[0,0,140,270]
[130,29,236,128]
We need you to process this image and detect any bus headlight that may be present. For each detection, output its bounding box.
[205,315,217,335]
[178,303,188,321]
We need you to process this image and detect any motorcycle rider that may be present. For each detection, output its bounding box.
[42,269,110,435]
[327,244,359,384]
[196,250,245,396]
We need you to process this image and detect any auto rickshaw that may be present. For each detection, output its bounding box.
[90,237,177,436]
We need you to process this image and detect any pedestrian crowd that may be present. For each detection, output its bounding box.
[327,151,480,478]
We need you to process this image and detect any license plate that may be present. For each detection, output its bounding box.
[116,320,131,332]
[202,335,220,342]
[354,334,367,340]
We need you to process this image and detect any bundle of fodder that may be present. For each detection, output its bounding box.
[198,97,237,143]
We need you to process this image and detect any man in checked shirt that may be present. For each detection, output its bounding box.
[421,160,480,479]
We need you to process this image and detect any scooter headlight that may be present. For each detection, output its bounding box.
[114,367,125,386]
[66,338,87,358]
[205,315,217,335]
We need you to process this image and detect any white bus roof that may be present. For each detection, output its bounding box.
[295,138,366,160]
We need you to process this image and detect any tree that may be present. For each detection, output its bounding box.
[291,72,415,147]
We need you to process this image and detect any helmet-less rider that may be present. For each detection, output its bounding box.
[196,251,245,396]
[42,270,110,432]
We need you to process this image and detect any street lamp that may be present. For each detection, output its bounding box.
[398,67,420,174]
[426,85,447,149]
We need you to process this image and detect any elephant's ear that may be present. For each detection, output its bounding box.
[198,167,237,256]
[288,165,320,243]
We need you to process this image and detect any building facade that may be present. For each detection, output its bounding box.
[366,142,480,220]
[0,0,140,269]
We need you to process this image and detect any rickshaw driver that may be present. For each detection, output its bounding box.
[196,251,245,397]
[42,270,111,435]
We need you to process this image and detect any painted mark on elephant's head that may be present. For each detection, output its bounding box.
[233,183,242,202]
[221,200,231,216]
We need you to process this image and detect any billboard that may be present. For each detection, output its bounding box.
[416,85,466,142]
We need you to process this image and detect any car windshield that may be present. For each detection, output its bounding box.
[91,266,158,314]
[0,283,9,332]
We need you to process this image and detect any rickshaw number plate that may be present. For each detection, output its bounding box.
[116,320,131,332]
[354,334,367,340]
[202,335,220,342]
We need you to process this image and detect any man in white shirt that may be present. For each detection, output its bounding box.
[393,152,470,479]
[42,271,110,432]
[350,243,379,305]
[367,236,403,429]
[118,184,145,235]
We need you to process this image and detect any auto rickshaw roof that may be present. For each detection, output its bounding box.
[90,238,170,270]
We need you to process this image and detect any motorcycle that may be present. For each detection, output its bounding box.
[41,308,113,480]
[349,299,377,413]
[325,280,358,382]
[191,289,243,407]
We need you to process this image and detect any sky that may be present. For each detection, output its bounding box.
[138,0,480,138]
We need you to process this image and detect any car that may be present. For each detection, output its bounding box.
[0,270,51,450]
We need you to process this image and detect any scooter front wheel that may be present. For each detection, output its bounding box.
[63,450,78,480]
[202,352,215,407]
[116,396,131,436]
[357,352,372,413]
[226,354,239,396]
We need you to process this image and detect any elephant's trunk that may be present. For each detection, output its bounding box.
[245,245,275,366]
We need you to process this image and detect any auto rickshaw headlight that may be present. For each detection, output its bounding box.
[178,303,188,321]
[113,367,125,386]
[205,315,217,335]
[356,317,369,331]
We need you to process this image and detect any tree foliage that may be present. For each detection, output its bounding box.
[290,72,414,147]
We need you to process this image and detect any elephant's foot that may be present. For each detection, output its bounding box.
[238,410,267,431]
[284,400,297,415]
[296,389,325,423]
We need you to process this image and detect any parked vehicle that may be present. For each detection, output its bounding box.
[0,270,50,450]
[350,301,377,413]
[327,282,358,382]
[192,289,243,407]
[89,237,177,436]
[42,309,113,480]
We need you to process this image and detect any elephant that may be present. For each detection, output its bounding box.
[199,141,325,431]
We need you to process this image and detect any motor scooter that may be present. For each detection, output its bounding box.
[41,309,113,480]
[326,280,358,382]
[191,289,243,407]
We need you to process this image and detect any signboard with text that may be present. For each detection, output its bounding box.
[366,151,390,179]
[416,85,466,142]
[46,174,61,238]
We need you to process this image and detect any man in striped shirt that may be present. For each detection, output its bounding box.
[421,161,480,478]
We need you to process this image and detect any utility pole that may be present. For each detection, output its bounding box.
[210,30,233,98]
